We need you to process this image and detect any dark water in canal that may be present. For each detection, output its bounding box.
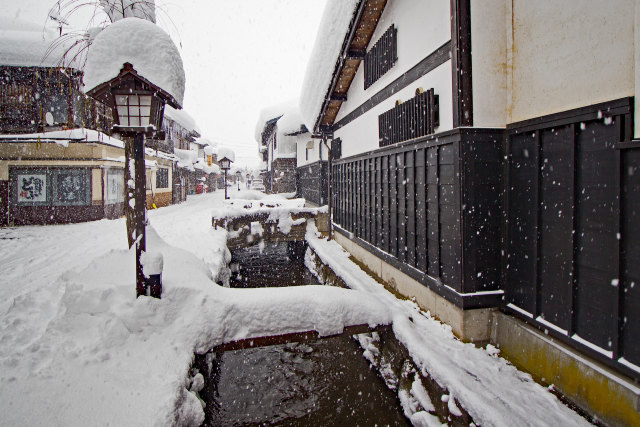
[202,242,410,426]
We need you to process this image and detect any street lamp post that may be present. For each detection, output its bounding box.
[219,156,232,200]
[87,63,180,299]
[236,171,241,191]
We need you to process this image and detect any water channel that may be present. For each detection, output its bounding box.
[200,242,411,426]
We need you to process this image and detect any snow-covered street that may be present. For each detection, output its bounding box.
[0,190,591,426]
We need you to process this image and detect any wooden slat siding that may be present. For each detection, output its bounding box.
[382,155,390,252]
[369,157,375,244]
[439,144,460,288]
[506,132,538,314]
[398,152,407,263]
[375,156,382,247]
[365,158,370,241]
[574,119,620,352]
[427,146,440,278]
[621,146,640,366]
[360,159,365,238]
[538,125,574,331]
[415,148,427,272]
[406,150,416,267]
[503,98,639,379]
[389,154,398,257]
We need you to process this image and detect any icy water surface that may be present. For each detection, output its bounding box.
[202,242,410,426]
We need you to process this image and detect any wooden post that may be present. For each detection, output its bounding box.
[323,134,333,241]
[133,132,147,298]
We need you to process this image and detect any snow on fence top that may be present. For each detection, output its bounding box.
[299,0,359,132]
[83,17,185,107]
[164,106,201,135]
[0,17,80,68]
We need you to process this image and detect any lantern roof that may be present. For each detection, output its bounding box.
[86,62,180,110]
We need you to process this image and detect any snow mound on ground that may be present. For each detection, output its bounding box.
[299,0,359,132]
[83,17,185,107]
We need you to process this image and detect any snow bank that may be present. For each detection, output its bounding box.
[83,17,185,107]
[299,0,359,132]
[164,106,200,135]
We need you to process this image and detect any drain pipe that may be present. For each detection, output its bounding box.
[321,133,333,241]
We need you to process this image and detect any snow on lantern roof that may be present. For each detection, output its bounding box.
[254,99,307,142]
[299,0,360,132]
[83,17,185,107]
[164,106,200,135]
[0,17,82,68]
[217,147,235,163]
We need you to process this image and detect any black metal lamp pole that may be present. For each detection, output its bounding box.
[224,169,228,199]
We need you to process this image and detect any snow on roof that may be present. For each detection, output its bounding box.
[0,17,81,68]
[83,17,185,107]
[254,99,306,142]
[164,106,201,135]
[174,148,197,171]
[0,128,124,148]
[299,0,359,132]
[217,147,235,162]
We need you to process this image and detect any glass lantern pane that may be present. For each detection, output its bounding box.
[129,94,141,106]
[117,106,128,121]
[139,116,150,127]
[128,106,140,117]
[140,106,151,118]
[139,95,152,106]
[115,95,128,106]
[129,117,140,127]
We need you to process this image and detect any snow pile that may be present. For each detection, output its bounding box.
[174,148,197,171]
[0,193,391,425]
[299,0,359,132]
[217,147,235,163]
[83,17,185,107]
[164,106,201,135]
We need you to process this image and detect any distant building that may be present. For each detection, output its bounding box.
[255,102,306,194]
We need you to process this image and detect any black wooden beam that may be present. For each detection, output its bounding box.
[346,49,366,60]
[451,0,473,127]
[330,92,348,102]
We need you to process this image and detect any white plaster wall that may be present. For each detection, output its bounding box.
[335,61,453,158]
[336,0,451,122]
[509,0,634,123]
[470,0,508,128]
[296,139,328,167]
[274,132,298,159]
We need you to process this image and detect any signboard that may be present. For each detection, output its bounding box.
[17,174,47,203]
[56,172,84,204]
[106,169,124,203]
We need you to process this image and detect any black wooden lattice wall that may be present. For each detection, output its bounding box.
[505,97,640,379]
[296,161,327,206]
[364,25,397,90]
[378,88,439,147]
[333,129,503,308]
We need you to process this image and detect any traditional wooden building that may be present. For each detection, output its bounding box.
[300,1,640,424]
[255,102,304,194]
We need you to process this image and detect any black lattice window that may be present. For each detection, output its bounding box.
[378,88,439,147]
[364,25,397,90]
[156,168,169,188]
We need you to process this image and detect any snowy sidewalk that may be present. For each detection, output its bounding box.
[306,225,590,427]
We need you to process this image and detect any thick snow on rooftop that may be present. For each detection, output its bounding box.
[254,99,305,142]
[164,106,201,135]
[0,17,80,68]
[217,146,235,163]
[299,0,359,132]
[83,17,185,107]
[0,128,124,149]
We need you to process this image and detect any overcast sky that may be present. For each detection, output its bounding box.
[5,0,327,168]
